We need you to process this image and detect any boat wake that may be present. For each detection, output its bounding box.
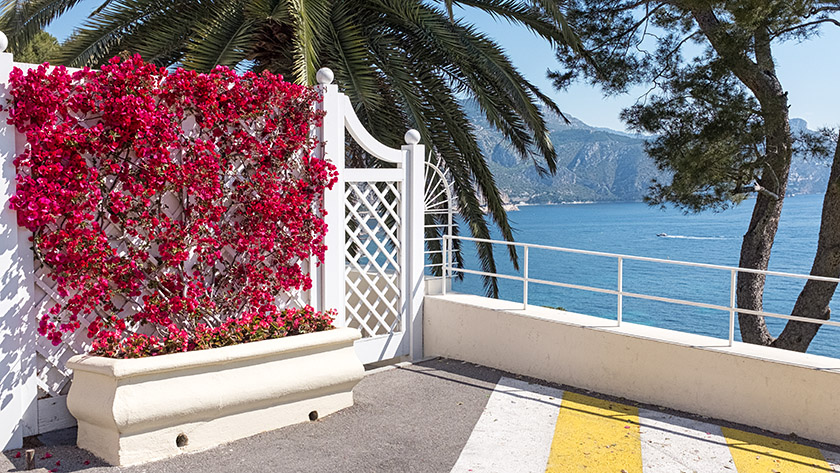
[657,233,728,240]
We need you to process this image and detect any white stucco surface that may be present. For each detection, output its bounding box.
[424,293,840,447]
[66,327,364,466]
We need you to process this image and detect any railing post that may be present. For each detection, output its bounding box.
[617,256,623,326]
[523,246,529,310]
[0,37,38,450]
[447,235,453,292]
[441,235,448,296]
[729,269,736,346]
[403,130,425,361]
[316,68,346,327]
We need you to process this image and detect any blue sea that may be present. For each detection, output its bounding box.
[449,194,840,358]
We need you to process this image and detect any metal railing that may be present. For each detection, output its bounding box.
[440,235,840,347]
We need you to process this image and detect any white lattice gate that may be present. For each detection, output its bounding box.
[316,68,425,365]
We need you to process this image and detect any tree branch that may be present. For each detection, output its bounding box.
[770,17,840,40]
[754,23,775,73]
[689,7,775,101]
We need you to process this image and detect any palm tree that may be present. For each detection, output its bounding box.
[0,0,580,296]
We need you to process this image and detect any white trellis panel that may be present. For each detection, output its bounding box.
[317,68,425,364]
[344,176,407,360]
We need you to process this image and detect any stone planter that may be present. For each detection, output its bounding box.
[66,327,363,466]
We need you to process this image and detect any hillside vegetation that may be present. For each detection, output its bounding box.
[468,102,830,205]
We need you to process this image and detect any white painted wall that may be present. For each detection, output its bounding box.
[0,52,38,450]
[424,293,840,447]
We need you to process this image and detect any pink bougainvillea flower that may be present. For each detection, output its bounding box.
[43,452,53,459]
[14,452,20,458]
[8,55,337,358]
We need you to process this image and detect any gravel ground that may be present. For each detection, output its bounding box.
[1,358,500,473]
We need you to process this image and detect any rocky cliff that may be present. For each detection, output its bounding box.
[467,103,831,205]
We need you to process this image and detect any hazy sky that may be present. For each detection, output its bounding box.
[45,4,840,132]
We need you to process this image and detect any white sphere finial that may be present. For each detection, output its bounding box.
[316,67,334,85]
[404,129,421,145]
[0,32,8,53]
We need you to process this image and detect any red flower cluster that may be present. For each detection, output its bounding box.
[7,55,337,357]
[94,306,336,358]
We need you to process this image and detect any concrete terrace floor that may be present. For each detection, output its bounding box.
[3,358,840,473]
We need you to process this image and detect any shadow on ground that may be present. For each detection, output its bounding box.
[2,359,500,473]
[4,358,839,473]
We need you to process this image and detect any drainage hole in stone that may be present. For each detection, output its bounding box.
[308,411,319,421]
[176,434,189,448]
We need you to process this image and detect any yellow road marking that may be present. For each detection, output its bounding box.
[546,392,642,472]
[722,426,833,472]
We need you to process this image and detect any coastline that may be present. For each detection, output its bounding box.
[512,192,813,208]
[486,192,809,212]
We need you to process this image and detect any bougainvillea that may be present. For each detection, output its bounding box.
[95,305,336,358]
[7,55,338,357]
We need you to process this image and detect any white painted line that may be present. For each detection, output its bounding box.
[822,449,840,472]
[639,409,736,473]
[450,377,563,473]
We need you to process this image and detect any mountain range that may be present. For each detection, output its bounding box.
[466,102,831,206]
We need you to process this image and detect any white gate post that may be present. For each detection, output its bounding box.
[0,37,38,450]
[403,131,425,360]
[316,68,347,326]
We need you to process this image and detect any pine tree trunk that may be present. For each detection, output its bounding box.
[689,12,794,347]
[771,138,840,351]
[687,7,834,351]
[736,111,792,345]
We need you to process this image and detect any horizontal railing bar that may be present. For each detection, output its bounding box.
[621,291,840,328]
[455,267,525,282]
[423,241,459,250]
[449,266,840,328]
[445,235,840,284]
[526,276,618,296]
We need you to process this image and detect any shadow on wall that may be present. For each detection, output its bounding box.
[0,64,37,450]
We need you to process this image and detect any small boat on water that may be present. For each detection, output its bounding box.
[657,233,668,237]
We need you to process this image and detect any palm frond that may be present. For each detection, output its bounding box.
[288,0,330,84]
[0,0,85,50]
[183,1,256,71]
[58,0,179,67]
[35,0,582,297]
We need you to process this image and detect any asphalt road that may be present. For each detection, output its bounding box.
[2,359,501,473]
